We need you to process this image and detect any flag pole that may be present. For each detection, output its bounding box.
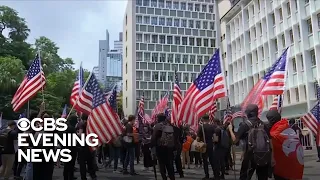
[27,101,30,118]
[66,70,93,119]
[38,50,45,107]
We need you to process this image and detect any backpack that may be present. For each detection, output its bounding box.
[159,123,175,148]
[246,120,271,167]
[0,129,11,148]
[220,128,230,149]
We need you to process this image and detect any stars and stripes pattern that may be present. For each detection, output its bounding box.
[269,95,283,113]
[178,49,226,127]
[223,98,232,124]
[151,91,169,122]
[82,73,123,149]
[232,111,244,119]
[242,47,289,112]
[135,92,147,127]
[208,100,217,121]
[108,85,117,112]
[70,63,84,112]
[171,69,182,126]
[12,54,46,112]
[301,82,320,146]
[61,104,67,118]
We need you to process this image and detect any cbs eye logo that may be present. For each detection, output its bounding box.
[17,118,31,131]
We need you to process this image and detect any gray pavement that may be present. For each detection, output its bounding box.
[50,149,319,180]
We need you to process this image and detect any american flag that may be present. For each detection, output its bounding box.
[269,95,283,113]
[108,85,117,112]
[223,98,232,124]
[165,108,171,119]
[208,100,217,121]
[70,64,84,112]
[151,91,169,122]
[12,54,46,112]
[135,92,146,128]
[171,69,182,126]
[232,111,244,119]
[61,104,67,118]
[178,49,226,127]
[82,73,123,148]
[242,47,289,112]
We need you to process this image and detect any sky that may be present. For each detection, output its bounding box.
[1,0,127,71]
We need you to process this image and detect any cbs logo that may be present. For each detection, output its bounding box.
[17,118,68,132]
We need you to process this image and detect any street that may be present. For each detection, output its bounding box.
[51,149,319,180]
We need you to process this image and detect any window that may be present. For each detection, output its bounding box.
[159,0,164,8]
[125,31,127,41]
[143,16,150,24]
[160,53,166,62]
[143,0,150,6]
[287,90,291,104]
[183,55,188,63]
[136,52,143,61]
[175,36,180,45]
[125,63,127,74]
[314,82,319,98]
[202,5,207,12]
[125,97,127,108]
[295,88,299,102]
[289,29,294,44]
[174,19,179,27]
[190,55,195,64]
[125,80,128,91]
[184,73,189,82]
[168,54,173,63]
[144,52,150,61]
[287,2,291,16]
[195,4,200,11]
[292,58,297,73]
[166,1,172,9]
[196,38,202,46]
[181,19,187,27]
[160,72,167,81]
[297,25,301,39]
[159,17,165,25]
[259,23,262,35]
[166,18,172,26]
[152,35,158,43]
[126,15,127,25]
[152,72,159,81]
[189,20,194,28]
[210,22,214,30]
[318,13,320,29]
[175,54,181,63]
[151,17,157,25]
[167,36,173,44]
[151,0,157,7]
[281,34,285,47]
[253,27,256,38]
[210,39,215,47]
[203,21,208,29]
[271,13,275,26]
[274,39,278,51]
[159,35,165,44]
[173,1,179,9]
[196,21,201,29]
[189,37,194,46]
[203,39,208,46]
[300,55,304,70]
[252,5,255,15]
[279,8,283,21]
[136,0,142,6]
[182,37,187,45]
[144,34,150,43]
[261,47,264,59]
[310,49,316,66]
[136,34,142,42]
[248,31,251,41]
[125,47,127,57]
[307,19,313,34]
[137,16,142,23]
[209,5,213,13]
[197,56,202,64]
[152,53,158,62]
[181,2,186,10]
[168,72,173,81]
[188,3,193,11]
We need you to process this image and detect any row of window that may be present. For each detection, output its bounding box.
[136,15,215,30]
[136,52,211,64]
[136,34,215,47]
[136,0,215,13]
[136,71,198,83]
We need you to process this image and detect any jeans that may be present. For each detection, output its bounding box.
[24,163,33,180]
[108,146,120,171]
[124,147,135,173]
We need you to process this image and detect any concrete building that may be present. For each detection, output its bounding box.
[98,30,110,82]
[123,0,219,116]
[93,66,99,79]
[220,0,320,121]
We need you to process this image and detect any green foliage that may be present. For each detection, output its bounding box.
[0,56,25,89]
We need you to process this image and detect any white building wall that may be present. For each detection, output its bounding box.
[221,0,320,119]
[93,66,99,79]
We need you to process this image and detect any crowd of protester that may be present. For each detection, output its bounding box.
[0,103,316,180]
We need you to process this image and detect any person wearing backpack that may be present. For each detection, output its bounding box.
[151,113,176,180]
[0,120,18,180]
[228,104,270,180]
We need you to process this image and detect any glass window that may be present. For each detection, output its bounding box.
[167,36,173,44]
[136,0,142,6]
[144,34,150,43]
[168,54,173,63]
[271,13,275,26]
[174,19,180,27]
[195,4,200,11]
[137,16,142,23]
[307,19,313,34]
[292,58,297,73]
[144,52,150,61]
[181,19,187,27]
[279,8,283,21]
[210,39,215,47]
[136,52,143,61]
[143,16,150,24]
[152,72,159,81]
[175,54,181,63]
[184,73,189,82]
[190,55,195,64]
[310,49,316,66]
[287,2,291,16]
[160,53,166,62]
[159,35,165,44]
[136,34,142,42]
[210,22,214,30]
[203,21,208,29]
[281,34,285,47]
[152,53,158,62]
[181,2,186,10]
[160,72,167,81]
[159,0,164,8]
[189,37,194,46]
[295,88,299,102]
[173,2,179,9]
[151,0,157,7]
[196,38,202,46]
[168,72,173,81]
[183,55,188,63]
[196,21,201,29]
[202,5,207,12]
[166,18,172,26]
[175,36,180,45]
[189,20,194,28]
[203,39,208,46]
[317,13,320,29]
[197,56,202,64]
[182,37,187,45]
[159,17,165,25]
[152,35,158,43]
[289,29,294,44]
[209,5,213,13]
[188,3,193,11]
[143,0,150,6]
[151,17,158,25]
[166,1,172,9]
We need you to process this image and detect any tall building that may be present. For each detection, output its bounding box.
[93,66,99,79]
[220,0,320,121]
[123,0,219,116]
[98,30,110,82]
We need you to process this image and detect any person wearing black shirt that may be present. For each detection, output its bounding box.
[172,124,184,178]
[197,115,217,180]
[0,120,17,179]
[78,115,97,180]
[228,104,269,180]
[63,115,78,180]
[213,119,227,179]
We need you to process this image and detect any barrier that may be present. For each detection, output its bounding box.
[295,119,315,147]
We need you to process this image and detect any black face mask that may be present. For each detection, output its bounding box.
[266,110,281,126]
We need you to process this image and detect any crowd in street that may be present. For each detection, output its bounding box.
[0,103,313,180]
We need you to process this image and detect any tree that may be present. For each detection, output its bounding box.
[0,56,25,91]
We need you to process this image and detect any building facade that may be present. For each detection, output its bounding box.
[220,0,320,120]
[98,30,110,82]
[123,0,219,116]
[93,66,99,79]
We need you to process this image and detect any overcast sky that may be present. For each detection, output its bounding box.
[1,0,127,70]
